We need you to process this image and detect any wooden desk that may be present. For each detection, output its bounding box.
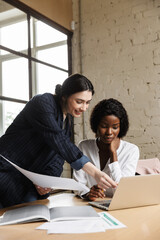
[0,192,160,240]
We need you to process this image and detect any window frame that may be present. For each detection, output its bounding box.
[0,0,73,104]
[0,0,73,135]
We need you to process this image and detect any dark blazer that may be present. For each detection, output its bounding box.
[0,93,88,207]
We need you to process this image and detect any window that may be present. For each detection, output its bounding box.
[0,0,72,135]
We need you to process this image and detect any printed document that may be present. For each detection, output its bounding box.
[0,154,88,192]
[37,211,126,234]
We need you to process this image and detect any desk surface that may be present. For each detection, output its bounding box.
[0,192,160,240]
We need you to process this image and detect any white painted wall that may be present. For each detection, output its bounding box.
[72,0,160,159]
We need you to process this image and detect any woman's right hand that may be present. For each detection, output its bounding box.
[87,185,105,201]
[35,185,51,196]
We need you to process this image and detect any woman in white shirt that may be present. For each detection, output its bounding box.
[73,98,139,200]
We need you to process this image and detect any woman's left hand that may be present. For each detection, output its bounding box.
[95,170,118,190]
[109,137,120,153]
[83,162,118,190]
[34,185,51,195]
[109,138,120,163]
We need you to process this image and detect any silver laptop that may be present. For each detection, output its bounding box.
[89,174,160,211]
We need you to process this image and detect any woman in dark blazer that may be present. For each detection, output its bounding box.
[0,73,116,208]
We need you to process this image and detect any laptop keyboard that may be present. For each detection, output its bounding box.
[88,200,111,210]
[101,202,110,207]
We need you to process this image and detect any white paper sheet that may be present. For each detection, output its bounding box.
[37,219,106,234]
[36,212,126,234]
[98,212,127,229]
[0,154,88,192]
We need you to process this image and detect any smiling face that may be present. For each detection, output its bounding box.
[97,115,120,144]
[64,90,92,118]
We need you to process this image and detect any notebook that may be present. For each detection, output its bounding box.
[89,174,160,211]
[0,205,100,226]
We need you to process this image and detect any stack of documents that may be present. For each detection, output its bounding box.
[37,212,126,234]
[0,155,126,234]
[0,204,126,234]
